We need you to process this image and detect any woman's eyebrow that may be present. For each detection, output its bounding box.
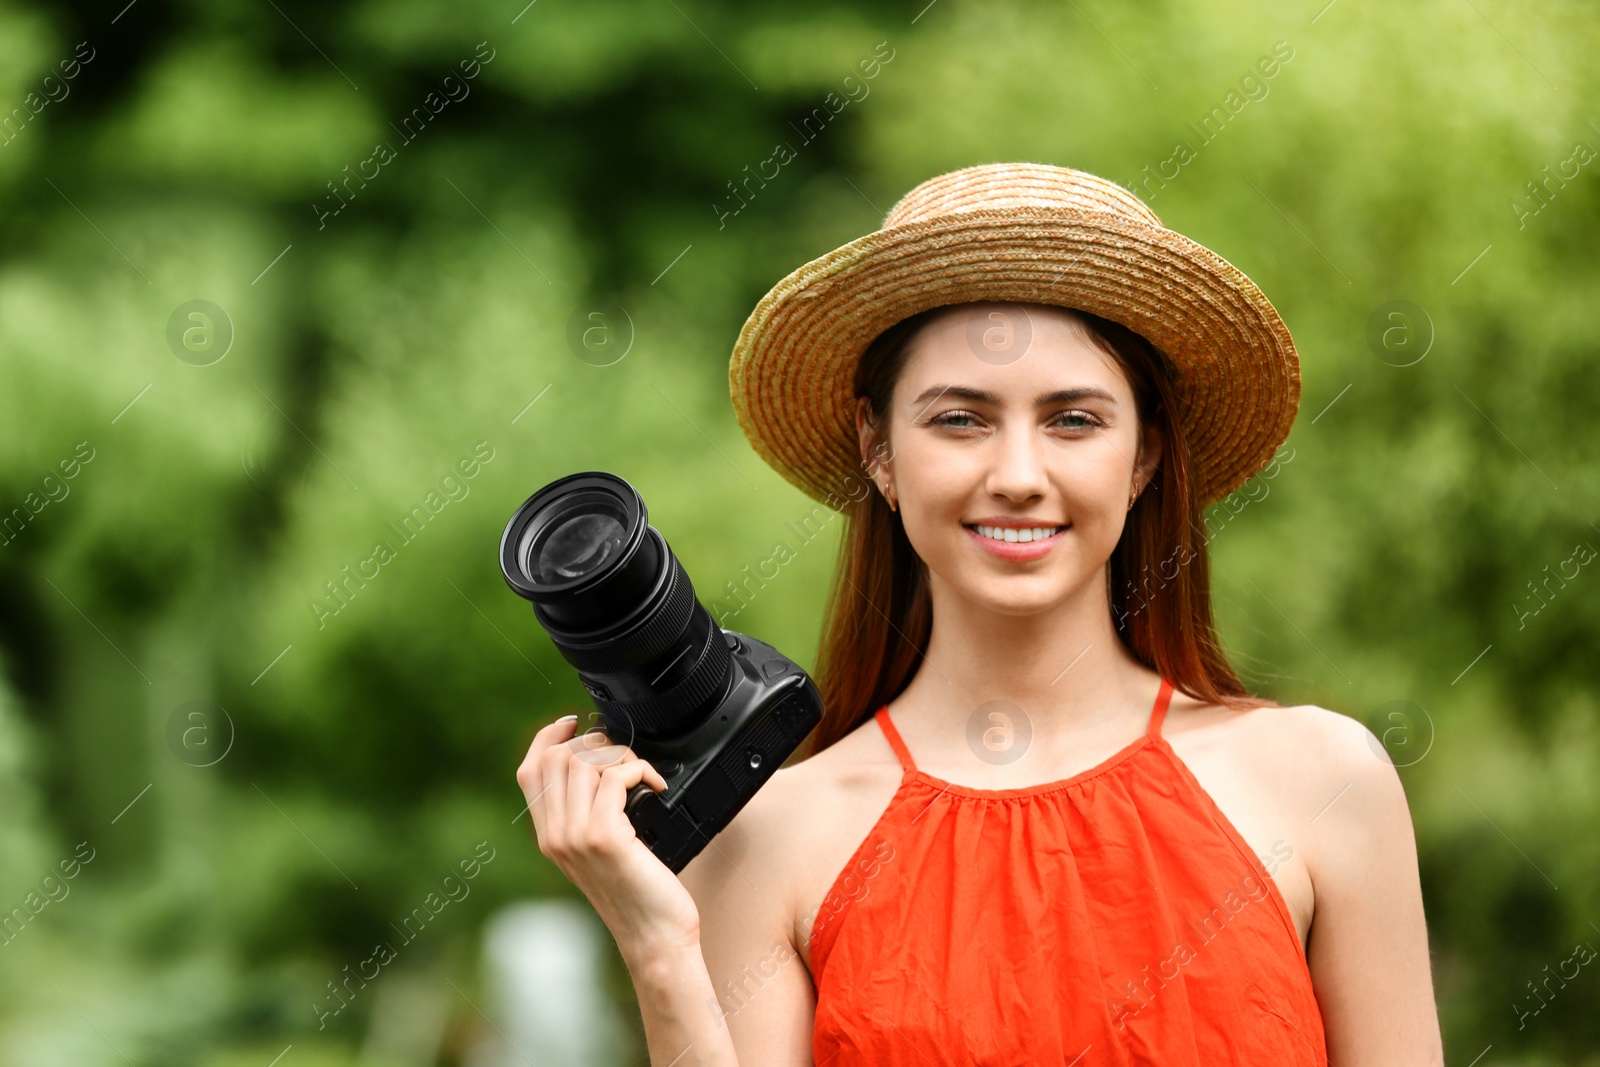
[910,384,1119,410]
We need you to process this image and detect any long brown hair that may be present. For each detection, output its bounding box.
[803,302,1272,758]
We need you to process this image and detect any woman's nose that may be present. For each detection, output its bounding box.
[985,424,1048,501]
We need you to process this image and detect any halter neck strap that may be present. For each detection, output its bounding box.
[874,707,918,774]
[1147,677,1176,741]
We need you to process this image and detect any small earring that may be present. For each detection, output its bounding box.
[888,494,898,513]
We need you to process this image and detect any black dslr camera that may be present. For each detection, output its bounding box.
[499,472,823,873]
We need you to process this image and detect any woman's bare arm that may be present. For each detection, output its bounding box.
[622,939,742,1067]
[517,717,744,1066]
[1298,708,1445,1065]
[623,779,818,1066]
[677,768,818,1065]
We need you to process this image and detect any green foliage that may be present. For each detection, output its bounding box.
[1,0,1597,1062]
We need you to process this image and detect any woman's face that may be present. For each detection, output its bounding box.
[859,302,1162,617]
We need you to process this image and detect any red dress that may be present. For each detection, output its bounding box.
[809,678,1328,1065]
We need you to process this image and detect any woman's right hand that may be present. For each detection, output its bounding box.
[516,715,702,962]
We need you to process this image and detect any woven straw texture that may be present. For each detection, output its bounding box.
[728,162,1301,509]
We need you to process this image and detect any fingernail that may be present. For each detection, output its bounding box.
[556,714,578,723]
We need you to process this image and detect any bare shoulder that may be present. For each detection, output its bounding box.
[1240,701,1403,819]
[1260,702,1418,867]
[1166,691,1414,858]
[1158,688,1419,950]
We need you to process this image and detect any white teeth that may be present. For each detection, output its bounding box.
[973,524,1061,543]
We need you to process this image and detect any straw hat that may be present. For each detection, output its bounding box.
[727,161,1300,509]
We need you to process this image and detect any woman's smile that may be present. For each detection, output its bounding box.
[962,519,1071,560]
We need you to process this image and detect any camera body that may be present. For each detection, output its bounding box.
[616,631,820,873]
[499,471,823,874]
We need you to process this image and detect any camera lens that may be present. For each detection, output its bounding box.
[499,472,732,741]
[536,512,626,582]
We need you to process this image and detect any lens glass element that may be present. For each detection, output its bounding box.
[536,512,626,583]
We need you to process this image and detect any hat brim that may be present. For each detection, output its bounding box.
[729,206,1300,509]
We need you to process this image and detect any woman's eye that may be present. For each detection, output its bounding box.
[1053,411,1101,430]
[930,410,980,429]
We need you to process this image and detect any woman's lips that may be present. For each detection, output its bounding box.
[963,524,1069,561]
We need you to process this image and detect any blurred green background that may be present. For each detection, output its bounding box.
[1,0,1597,1062]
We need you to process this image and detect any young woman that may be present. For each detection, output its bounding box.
[516,163,1444,1065]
